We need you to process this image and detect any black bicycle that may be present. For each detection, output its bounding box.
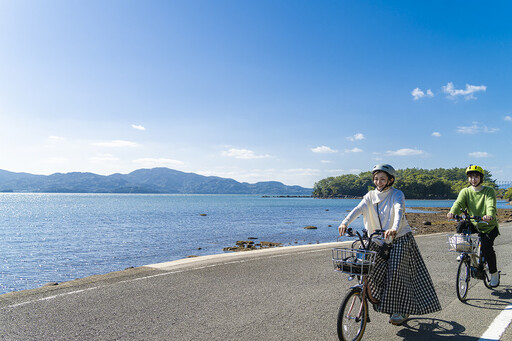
[332,229,385,341]
[447,209,491,302]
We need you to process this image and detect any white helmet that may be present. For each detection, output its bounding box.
[372,164,396,178]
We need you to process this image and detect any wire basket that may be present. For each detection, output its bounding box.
[332,248,377,276]
[447,233,479,254]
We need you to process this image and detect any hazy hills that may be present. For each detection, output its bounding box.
[0,168,312,195]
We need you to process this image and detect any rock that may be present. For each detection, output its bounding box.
[43,282,59,287]
[304,226,317,229]
[199,213,207,216]
[187,255,198,258]
[260,241,282,248]
[224,240,283,252]
[423,221,432,225]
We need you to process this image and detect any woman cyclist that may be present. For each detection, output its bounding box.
[447,164,500,287]
[339,164,441,325]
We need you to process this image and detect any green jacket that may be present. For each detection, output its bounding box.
[449,186,498,233]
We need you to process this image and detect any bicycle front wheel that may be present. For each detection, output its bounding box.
[456,259,470,302]
[337,288,368,341]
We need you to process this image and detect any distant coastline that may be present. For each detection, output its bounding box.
[0,168,313,195]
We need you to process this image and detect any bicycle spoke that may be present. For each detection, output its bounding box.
[338,289,367,341]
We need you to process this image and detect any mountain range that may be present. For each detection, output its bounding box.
[0,168,313,195]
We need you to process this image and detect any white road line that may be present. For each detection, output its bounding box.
[4,248,326,310]
[5,287,98,309]
[479,304,512,341]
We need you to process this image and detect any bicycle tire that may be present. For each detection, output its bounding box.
[456,259,470,302]
[482,260,492,289]
[337,288,368,341]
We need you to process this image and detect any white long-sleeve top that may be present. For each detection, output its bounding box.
[342,187,412,238]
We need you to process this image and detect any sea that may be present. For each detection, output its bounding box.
[0,193,510,294]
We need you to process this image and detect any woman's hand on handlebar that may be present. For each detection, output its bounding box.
[338,223,348,236]
[384,229,396,240]
[447,212,455,220]
[482,215,493,222]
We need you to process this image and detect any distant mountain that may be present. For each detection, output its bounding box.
[0,168,313,195]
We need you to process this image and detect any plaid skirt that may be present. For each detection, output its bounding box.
[368,232,441,315]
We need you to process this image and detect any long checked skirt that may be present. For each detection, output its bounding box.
[368,232,441,315]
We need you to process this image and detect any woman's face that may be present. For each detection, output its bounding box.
[373,171,390,191]
[467,173,481,187]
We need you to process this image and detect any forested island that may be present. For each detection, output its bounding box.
[313,167,512,200]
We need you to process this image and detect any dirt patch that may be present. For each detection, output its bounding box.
[406,207,512,235]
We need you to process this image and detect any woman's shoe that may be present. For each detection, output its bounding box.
[389,313,409,325]
[490,272,500,287]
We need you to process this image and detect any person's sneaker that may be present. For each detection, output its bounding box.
[389,313,409,325]
[490,272,500,287]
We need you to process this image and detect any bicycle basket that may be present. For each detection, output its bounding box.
[332,248,377,276]
[447,233,479,254]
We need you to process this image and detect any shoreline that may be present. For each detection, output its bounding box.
[2,206,512,298]
[5,220,512,301]
[406,207,512,235]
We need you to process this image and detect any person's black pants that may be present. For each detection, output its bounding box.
[456,221,499,273]
[480,227,499,274]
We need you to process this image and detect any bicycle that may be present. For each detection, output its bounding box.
[332,229,385,341]
[447,209,492,302]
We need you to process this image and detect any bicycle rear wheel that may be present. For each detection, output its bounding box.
[456,259,470,302]
[337,288,368,341]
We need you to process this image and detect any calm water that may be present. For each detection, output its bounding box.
[0,193,509,294]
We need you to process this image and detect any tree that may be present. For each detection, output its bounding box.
[312,167,496,199]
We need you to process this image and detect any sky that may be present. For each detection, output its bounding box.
[0,0,511,188]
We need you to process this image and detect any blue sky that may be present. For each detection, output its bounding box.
[0,1,511,187]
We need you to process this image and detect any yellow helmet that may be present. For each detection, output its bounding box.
[466,164,484,176]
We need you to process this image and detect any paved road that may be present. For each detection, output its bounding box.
[1,223,512,340]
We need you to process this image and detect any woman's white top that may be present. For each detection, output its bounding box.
[341,187,412,238]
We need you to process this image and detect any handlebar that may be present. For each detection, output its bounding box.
[452,209,488,224]
[453,214,483,222]
[343,228,386,250]
[345,227,385,238]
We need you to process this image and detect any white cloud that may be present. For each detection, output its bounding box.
[411,87,434,100]
[284,168,322,176]
[133,158,185,167]
[90,154,120,162]
[386,148,425,156]
[345,147,363,153]
[48,136,66,141]
[468,152,492,158]
[311,146,338,154]
[131,124,146,131]
[92,140,140,148]
[442,82,486,100]
[505,116,512,122]
[222,148,271,159]
[457,122,499,134]
[347,133,365,141]
[321,160,332,164]
[432,132,441,137]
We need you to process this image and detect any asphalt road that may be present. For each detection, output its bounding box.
[1,223,512,340]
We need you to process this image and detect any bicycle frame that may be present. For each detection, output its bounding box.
[451,210,492,301]
[334,229,384,341]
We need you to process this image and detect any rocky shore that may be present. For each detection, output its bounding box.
[406,207,512,235]
[220,206,512,252]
